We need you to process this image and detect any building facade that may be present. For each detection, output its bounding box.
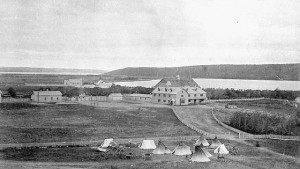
[64,79,83,87]
[108,93,123,101]
[151,86,207,106]
[124,94,152,102]
[31,91,62,103]
[151,87,189,105]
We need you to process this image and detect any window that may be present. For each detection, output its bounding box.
[169,94,171,97]
[194,94,196,97]
[163,94,166,97]
[181,95,184,97]
[163,100,166,102]
[200,94,203,96]
[45,97,46,100]
[165,88,167,92]
[158,88,160,91]
[158,99,161,102]
[57,97,59,100]
[188,94,190,97]
[51,97,53,100]
[154,94,156,96]
[159,94,160,97]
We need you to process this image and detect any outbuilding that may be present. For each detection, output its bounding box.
[31,91,62,103]
[108,93,123,101]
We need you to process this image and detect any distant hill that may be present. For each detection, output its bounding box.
[0,67,106,75]
[105,64,300,81]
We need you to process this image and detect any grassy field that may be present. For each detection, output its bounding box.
[0,103,198,144]
[0,138,299,169]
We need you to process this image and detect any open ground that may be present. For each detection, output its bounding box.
[0,101,299,169]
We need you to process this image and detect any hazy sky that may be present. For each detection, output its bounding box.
[0,0,299,71]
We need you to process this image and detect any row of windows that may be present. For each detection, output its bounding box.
[188,94,204,97]
[154,94,171,97]
[41,97,59,100]
[154,93,204,97]
[157,99,171,103]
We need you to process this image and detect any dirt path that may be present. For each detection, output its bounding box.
[172,105,239,139]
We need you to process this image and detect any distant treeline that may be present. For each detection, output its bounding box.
[2,85,299,100]
[205,88,300,100]
[229,111,300,136]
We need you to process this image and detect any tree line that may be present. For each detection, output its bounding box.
[204,88,299,100]
[2,85,299,100]
[229,111,300,136]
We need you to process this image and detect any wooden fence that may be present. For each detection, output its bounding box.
[172,107,234,140]
[211,108,300,140]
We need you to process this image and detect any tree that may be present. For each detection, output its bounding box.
[7,87,16,97]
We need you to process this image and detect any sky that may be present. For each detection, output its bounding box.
[0,0,299,71]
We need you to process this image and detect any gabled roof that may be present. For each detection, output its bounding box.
[154,78,200,88]
[183,87,206,94]
[33,91,62,96]
[152,87,187,94]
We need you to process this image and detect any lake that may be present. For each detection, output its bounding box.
[114,78,300,91]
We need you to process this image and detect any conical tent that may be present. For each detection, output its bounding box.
[139,140,156,149]
[203,148,213,157]
[101,138,117,148]
[209,136,222,148]
[152,140,172,154]
[190,145,211,162]
[172,142,192,155]
[214,144,229,155]
[194,135,209,147]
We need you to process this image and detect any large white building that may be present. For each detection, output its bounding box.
[64,79,83,87]
[151,78,207,105]
[31,91,62,103]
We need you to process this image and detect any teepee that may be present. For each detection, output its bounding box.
[203,148,213,157]
[139,140,156,149]
[152,140,172,154]
[194,135,209,147]
[214,144,229,155]
[101,138,117,148]
[190,145,211,162]
[209,136,222,148]
[172,142,192,155]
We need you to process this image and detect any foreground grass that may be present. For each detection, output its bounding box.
[0,138,299,169]
[0,103,198,144]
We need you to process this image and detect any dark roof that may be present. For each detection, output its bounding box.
[154,78,200,88]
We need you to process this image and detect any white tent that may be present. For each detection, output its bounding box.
[101,138,117,148]
[172,142,192,155]
[190,146,211,162]
[203,148,213,157]
[209,136,222,148]
[194,135,209,147]
[152,140,172,154]
[139,140,157,149]
[214,144,229,155]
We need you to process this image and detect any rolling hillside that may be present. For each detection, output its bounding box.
[0,67,106,75]
[105,64,300,81]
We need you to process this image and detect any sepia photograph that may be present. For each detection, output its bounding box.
[0,0,299,168]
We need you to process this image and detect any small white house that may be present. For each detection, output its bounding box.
[31,91,62,103]
[108,93,123,101]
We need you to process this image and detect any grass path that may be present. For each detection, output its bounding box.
[172,105,239,139]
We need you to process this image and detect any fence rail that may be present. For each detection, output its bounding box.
[172,107,233,140]
[211,108,300,141]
